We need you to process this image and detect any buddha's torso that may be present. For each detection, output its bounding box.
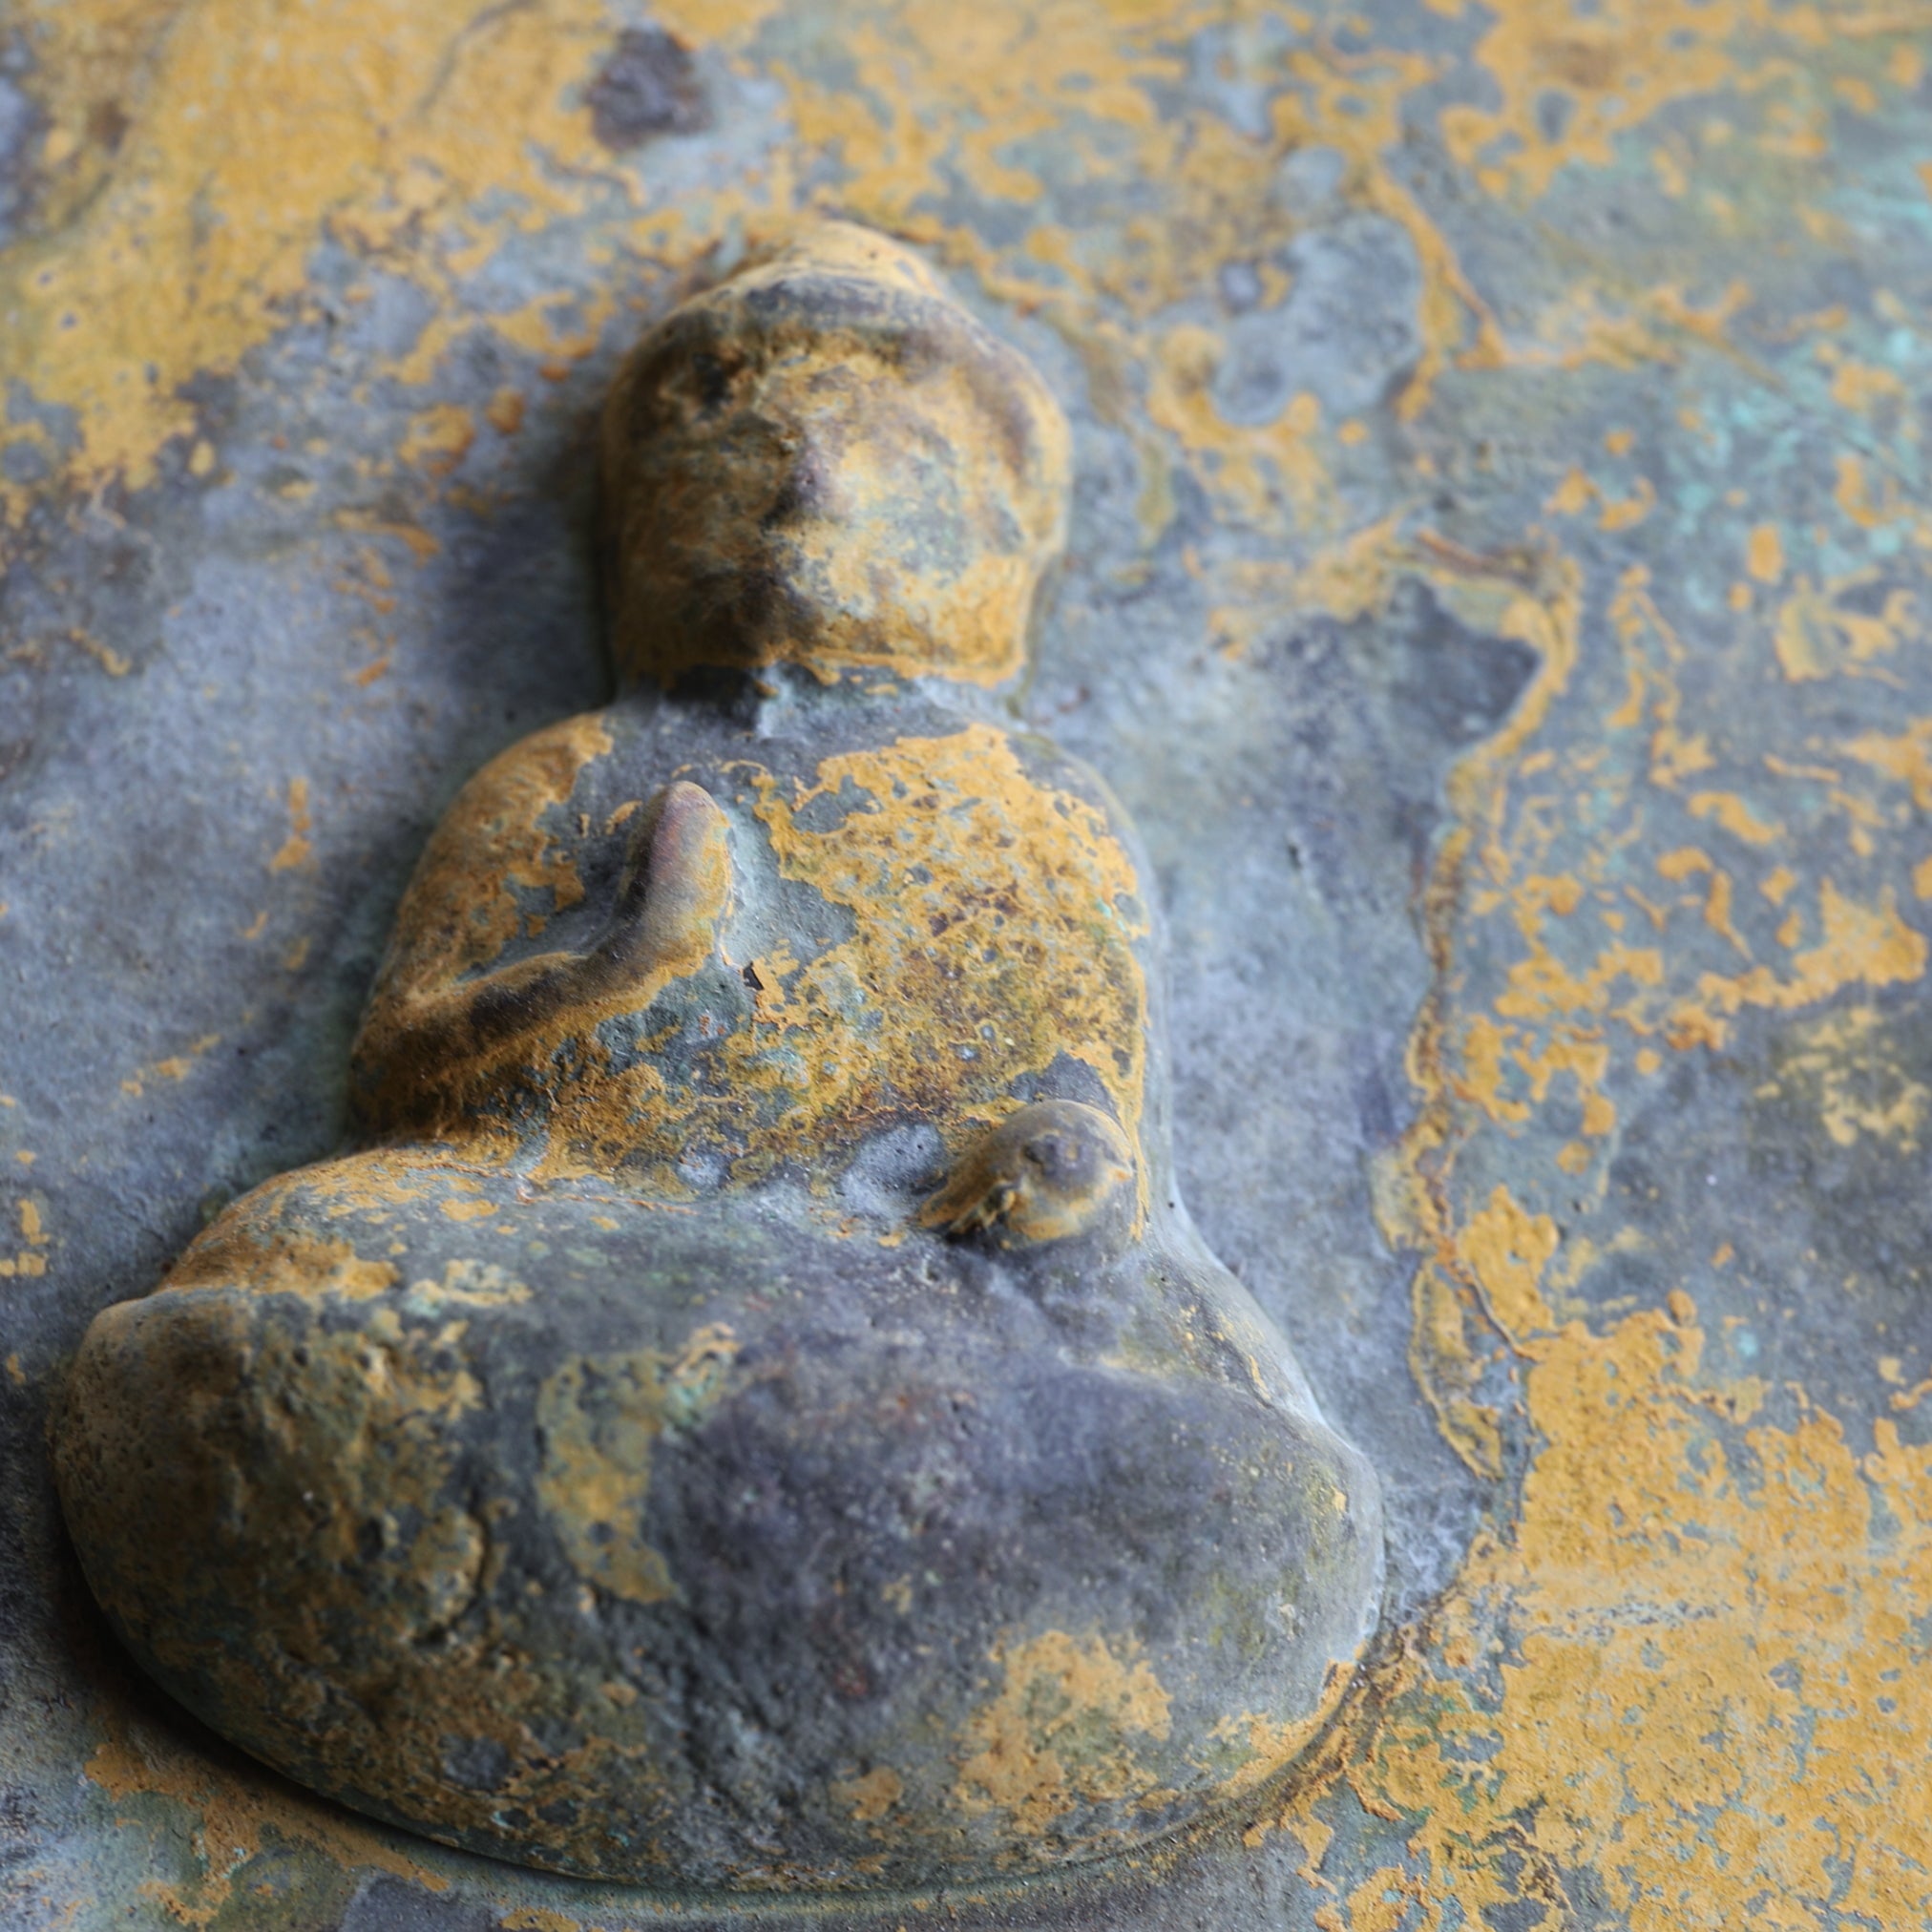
[353,676,1157,1201]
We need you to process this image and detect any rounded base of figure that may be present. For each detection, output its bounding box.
[53,1149,1380,1893]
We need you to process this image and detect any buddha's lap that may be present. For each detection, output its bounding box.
[53,1148,1381,1885]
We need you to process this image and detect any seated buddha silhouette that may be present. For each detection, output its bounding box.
[53,224,1382,1894]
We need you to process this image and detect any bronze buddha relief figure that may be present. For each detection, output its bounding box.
[52,224,1382,1895]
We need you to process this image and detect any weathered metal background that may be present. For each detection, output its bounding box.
[3,3,1930,1927]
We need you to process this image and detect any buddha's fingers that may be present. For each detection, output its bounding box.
[598,780,734,985]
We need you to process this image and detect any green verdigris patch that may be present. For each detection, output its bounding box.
[536,1326,742,1606]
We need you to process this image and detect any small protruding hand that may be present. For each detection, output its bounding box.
[919,1099,1136,1251]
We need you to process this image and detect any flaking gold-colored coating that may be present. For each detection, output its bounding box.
[14,6,1932,1925]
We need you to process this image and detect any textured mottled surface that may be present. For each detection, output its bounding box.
[51,231,1382,1887]
[54,1156,1377,1891]
[4,2,1932,1927]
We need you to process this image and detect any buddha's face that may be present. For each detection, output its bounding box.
[601,237,1070,688]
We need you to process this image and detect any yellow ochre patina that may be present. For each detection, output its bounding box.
[350,715,1148,1199]
[13,0,1932,1925]
[536,1324,743,1606]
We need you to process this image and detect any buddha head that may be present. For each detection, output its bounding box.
[599,222,1071,688]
